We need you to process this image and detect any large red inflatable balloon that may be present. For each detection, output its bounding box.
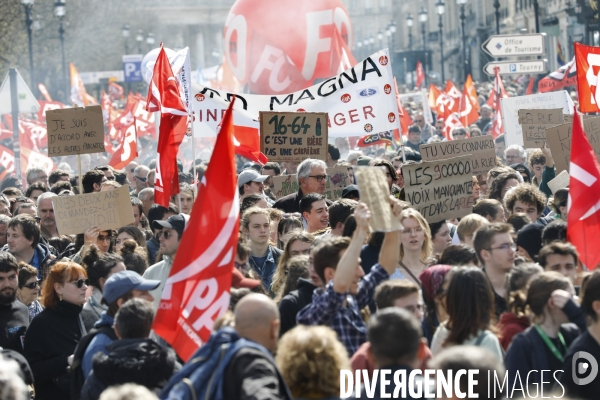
[223,0,356,95]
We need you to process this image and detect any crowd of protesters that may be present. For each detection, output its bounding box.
[0,81,597,400]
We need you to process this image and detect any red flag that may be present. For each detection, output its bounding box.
[146,47,189,207]
[108,81,125,101]
[428,84,441,109]
[393,78,412,140]
[526,77,535,95]
[464,74,480,111]
[416,61,425,88]
[442,110,464,141]
[444,80,462,100]
[109,119,138,170]
[575,42,600,113]
[458,84,479,127]
[152,99,239,361]
[486,73,508,110]
[538,57,577,93]
[567,111,600,269]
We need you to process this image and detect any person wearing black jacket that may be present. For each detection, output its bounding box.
[505,272,582,394]
[278,278,317,336]
[24,262,94,400]
[0,252,28,354]
[81,298,178,400]
[273,159,332,213]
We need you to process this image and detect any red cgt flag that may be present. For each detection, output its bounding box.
[458,83,479,127]
[575,42,600,112]
[416,61,425,88]
[490,67,506,138]
[567,111,600,269]
[146,47,189,207]
[152,99,239,361]
[109,118,138,170]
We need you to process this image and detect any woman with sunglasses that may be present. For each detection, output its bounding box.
[17,262,43,321]
[24,261,95,400]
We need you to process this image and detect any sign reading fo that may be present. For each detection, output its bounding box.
[45,106,105,157]
[419,136,496,176]
[259,111,328,162]
[401,155,475,223]
[52,185,134,235]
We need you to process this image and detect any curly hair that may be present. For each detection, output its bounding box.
[276,325,350,398]
[271,231,313,295]
[487,171,521,202]
[504,183,547,215]
[528,149,546,169]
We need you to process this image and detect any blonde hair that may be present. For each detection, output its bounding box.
[276,325,350,398]
[240,207,271,231]
[271,231,314,295]
[399,209,432,262]
[456,214,489,242]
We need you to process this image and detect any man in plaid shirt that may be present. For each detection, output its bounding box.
[296,199,402,355]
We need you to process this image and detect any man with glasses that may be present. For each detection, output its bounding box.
[95,165,115,181]
[82,170,107,194]
[413,112,433,143]
[273,158,332,213]
[504,144,527,166]
[451,127,468,141]
[131,165,150,196]
[0,252,29,354]
[473,223,516,317]
[143,214,190,309]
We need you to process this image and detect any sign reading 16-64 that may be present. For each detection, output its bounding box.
[259,111,328,162]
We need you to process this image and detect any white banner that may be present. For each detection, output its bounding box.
[191,50,399,137]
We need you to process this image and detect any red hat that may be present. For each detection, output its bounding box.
[231,268,261,289]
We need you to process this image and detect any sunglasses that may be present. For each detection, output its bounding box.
[136,176,148,182]
[234,262,248,270]
[157,230,175,239]
[23,280,41,289]
[69,278,89,288]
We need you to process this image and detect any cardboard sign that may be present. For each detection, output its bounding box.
[354,167,402,232]
[520,124,553,148]
[583,117,600,152]
[548,170,570,194]
[271,166,351,201]
[401,155,475,223]
[260,111,328,162]
[45,105,105,156]
[545,123,572,174]
[419,136,496,176]
[517,109,564,125]
[52,185,134,235]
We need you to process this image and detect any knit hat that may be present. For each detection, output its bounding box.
[517,223,545,262]
[510,163,532,184]
[419,265,453,301]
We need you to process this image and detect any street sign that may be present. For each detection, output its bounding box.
[482,33,546,57]
[484,60,547,76]
[0,69,40,115]
[123,54,143,83]
[79,70,124,85]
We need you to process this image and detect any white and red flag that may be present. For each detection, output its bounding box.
[458,83,479,127]
[575,42,600,113]
[416,61,425,88]
[567,111,600,269]
[152,98,239,361]
[490,67,506,138]
[109,118,138,170]
[146,46,189,207]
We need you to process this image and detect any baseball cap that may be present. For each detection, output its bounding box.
[342,184,359,199]
[238,169,269,188]
[152,213,190,233]
[356,156,373,166]
[102,270,160,304]
[231,268,261,289]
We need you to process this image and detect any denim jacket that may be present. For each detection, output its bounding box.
[249,245,282,290]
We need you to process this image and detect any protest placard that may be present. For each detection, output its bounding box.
[548,171,570,194]
[583,117,600,152]
[419,136,496,176]
[401,155,475,223]
[545,123,572,174]
[520,124,552,148]
[45,105,105,156]
[52,185,133,235]
[517,109,564,125]
[259,111,328,162]
[271,166,351,201]
[354,167,402,232]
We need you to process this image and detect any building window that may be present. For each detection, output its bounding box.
[379,0,386,10]
[365,0,373,10]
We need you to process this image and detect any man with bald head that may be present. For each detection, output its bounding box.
[223,293,292,400]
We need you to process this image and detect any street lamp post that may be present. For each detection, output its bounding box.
[54,0,67,100]
[533,0,540,33]
[493,0,500,34]
[136,29,144,53]
[419,7,428,51]
[122,25,130,54]
[21,0,35,89]
[436,0,446,83]
[406,14,414,50]
[457,0,468,82]
[146,33,155,52]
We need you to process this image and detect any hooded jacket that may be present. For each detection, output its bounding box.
[81,338,178,400]
[1,242,55,281]
[278,278,316,336]
[143,255,174,309]
[498,312,530,350]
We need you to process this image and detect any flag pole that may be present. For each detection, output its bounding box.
[77,154,83,193]
[190,116,197,197]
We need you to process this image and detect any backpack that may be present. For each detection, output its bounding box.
[159,327,275,400]
[70,324,117,400]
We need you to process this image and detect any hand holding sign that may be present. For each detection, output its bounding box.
[353,203,372,232]
[354,167,403,232]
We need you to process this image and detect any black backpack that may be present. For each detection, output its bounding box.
[70,324,117,400]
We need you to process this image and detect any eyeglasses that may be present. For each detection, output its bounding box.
[97,235,112,242]
[234,262,248,270]
[308,175,327,182]
[402,227,423,235]
[69,278,89,288]
[34,217,41,222]
[136,176,148,182]
[23,280,41,289]
[157,230,175,240]
[487,243,517,252]
[414,119,424,123]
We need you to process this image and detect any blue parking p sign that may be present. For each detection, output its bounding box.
[123,54,143,83]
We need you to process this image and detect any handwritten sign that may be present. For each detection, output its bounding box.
[52,185,133,235]
[271,166,351,201]
[548,171,570,194]
[401,155,475,223]
[419,136,496,176]
[259,111,328,162]
[517,109,564,125]
[546,123,572,174]
[354,167,402,232]
[45,106,105,156]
